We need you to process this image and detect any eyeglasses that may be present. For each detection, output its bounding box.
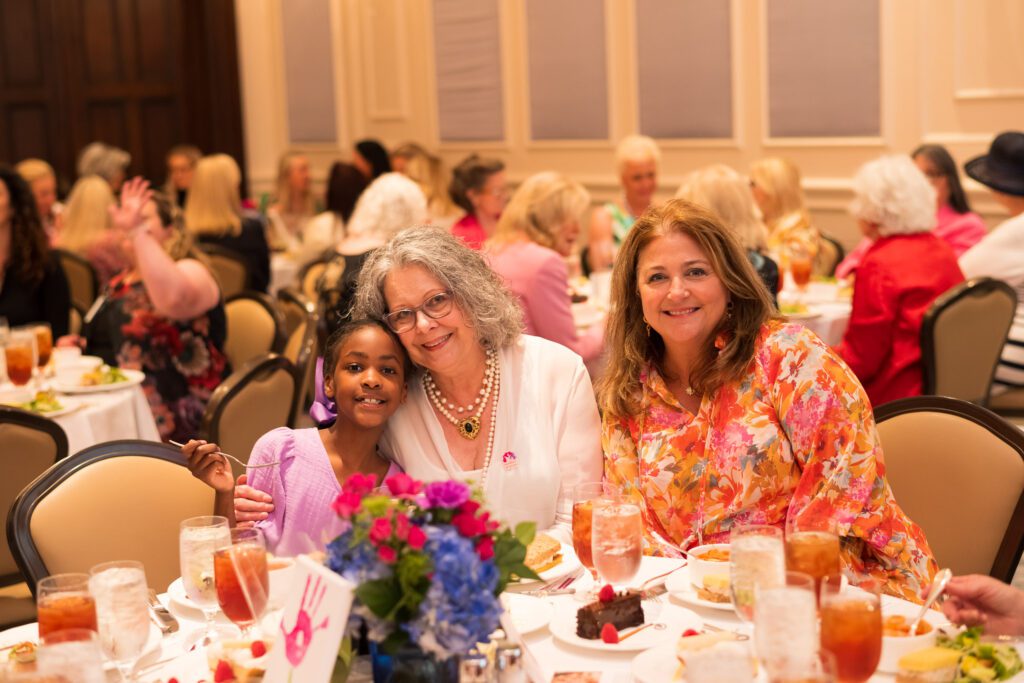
[383,291,454,333]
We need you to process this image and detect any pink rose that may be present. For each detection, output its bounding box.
[369,517,393,545]
[453,512,485,538]
[407,526,427,551]
[377,546,397,564]
[394,513,410,541]
[331,491,362,519]
[385,473,423,497]
[475,536,495,561]
[345,473,377,496]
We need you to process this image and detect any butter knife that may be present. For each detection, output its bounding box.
[148,589,179,634]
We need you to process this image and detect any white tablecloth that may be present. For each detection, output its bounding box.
[779,280,853,348]
[269,254,302,296]
[54,385,161,455]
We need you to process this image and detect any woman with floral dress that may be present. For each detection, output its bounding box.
[80,178,229,442]
[596,198,937,602]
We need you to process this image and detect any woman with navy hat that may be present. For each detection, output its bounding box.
[959,131,1024,392]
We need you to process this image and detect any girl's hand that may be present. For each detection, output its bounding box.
[109,176,153,235]
[182,439,234,493]
[233,473,274,526]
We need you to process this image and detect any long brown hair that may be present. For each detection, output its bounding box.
[0,165,49,286]
[597,199,779,418]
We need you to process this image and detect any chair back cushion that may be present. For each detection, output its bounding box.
[26,455,213,590]
[225,297,281,369]
[301,262,327,301]
[283,321,307,365]
[0,421,64,578]
[208,252,249,300]
[878,406,1024,578]
[205,357,296,477]
[56,249,98,312]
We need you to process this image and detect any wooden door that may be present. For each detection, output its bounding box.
[0,0,245,191]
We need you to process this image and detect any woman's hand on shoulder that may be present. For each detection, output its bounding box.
[181,439,234,493]
[233,473,274,526]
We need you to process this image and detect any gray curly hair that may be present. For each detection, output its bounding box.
[353,227,523,351]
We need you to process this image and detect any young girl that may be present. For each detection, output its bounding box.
[183,319,411,555]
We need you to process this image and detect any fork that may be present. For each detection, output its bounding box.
[168,439,281,469]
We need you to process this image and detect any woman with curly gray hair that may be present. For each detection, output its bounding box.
[238,226,602,539]
[836,155,964,405]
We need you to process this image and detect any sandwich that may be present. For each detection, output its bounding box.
[894,647,961,683]
[524,533,562,574]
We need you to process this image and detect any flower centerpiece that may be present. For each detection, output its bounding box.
[325,472,539,675]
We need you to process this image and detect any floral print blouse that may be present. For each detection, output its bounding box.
[602,320,937,602]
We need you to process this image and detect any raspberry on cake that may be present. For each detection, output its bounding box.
[207,639,273,683]
[576,589,644,639]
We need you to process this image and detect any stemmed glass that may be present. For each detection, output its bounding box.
[591,495,642,590]
[89,560,151,681]
[820,575,882,683]
[33,323,53,381]
[729,524,785,623]
[755,570,818,680]
[180,515,232,649]
[788,242,813,300]
[36,573,97,638]
[572,482,615,596]
[215,527,270,638]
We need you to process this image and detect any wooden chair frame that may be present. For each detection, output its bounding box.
[875,395,1024,582]
[6,440,183,592]
[920,277,1017,405]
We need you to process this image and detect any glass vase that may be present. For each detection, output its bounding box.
[369,641,459,683]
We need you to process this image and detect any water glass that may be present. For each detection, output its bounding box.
[755,571,818,679]
[215,527,270,638]
[729,525,785,622]
[786,516,841,599]
[684,641,757,683]
[820,575,882,683]
[37,628,106,683]
[89,560,151,680]
[36,573,97,638]
[768,650,838,683]
[591,499,642,588]
[180,515,231,648]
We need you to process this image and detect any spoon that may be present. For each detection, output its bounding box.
[907,567,953,637]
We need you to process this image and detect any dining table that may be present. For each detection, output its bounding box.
[0,555,962,683]
[778,278,853,348]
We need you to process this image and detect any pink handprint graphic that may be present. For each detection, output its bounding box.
[280,574,330,665]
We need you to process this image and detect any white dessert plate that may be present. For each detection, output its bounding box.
[167,577,204,613]
[549,603,700,653]
[501,593,554,635]
[632,643,683,683]
[53,368,146,394]
[0,622,162,672]
[665,566,734,612]
[509,543,582,586]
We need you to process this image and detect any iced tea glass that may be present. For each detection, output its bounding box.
[572,482,615,578]
[789,243,813,295]
[4,331,36,387]
[820,576,881,683]
[786,516,841,599]
[215,527,269,638]
[591,499,642,588]
[37,628,106,683]
[89,560,150,680]
[729,524,785,623]
[180,515,232,649]
[755,571,818,680]
[33,323,53,369]
[36,573,97,638]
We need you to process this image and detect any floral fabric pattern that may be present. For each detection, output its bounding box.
[603,320,937,602]
[102,274,229,442]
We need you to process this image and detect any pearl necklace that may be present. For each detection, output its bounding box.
[423,348,497,440]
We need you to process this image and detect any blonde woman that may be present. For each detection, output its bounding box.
[676,164,779,301]
[185,154,270,291]
[487,172,605,362]
[749,157,820,271]
[15,158,63,242]
[587,135,660,272]
[56,175,127,283]
[266,151,320,251]
[405,151,462,231]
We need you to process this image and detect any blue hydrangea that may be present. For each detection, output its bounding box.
[404,527,502,657]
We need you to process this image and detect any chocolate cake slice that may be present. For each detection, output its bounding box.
[576,590,644,639]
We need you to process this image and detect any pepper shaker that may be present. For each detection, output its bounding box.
[495,640,525,683]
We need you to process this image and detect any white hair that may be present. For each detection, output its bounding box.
[850,155,936,236]
[345,172,428,239]
[616,135,661,172]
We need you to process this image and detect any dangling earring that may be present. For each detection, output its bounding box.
[643,317,651,336]
[726,301,734,319]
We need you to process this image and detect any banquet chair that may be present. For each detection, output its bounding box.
[7,440,212,596]
[277,294,320,425]
[874,396,1024,582]
[224,291,287,370]
[0,408,69,625]
[299,256,329,302]
[276,287,315,339]
[54,248,99,313]
[920,277,1017,406]
[200,354,296,478]
[200,243,250,299]
[814,233,845,277]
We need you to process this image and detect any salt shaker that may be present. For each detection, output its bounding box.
[460,647,491,682]
[495,640,525,683]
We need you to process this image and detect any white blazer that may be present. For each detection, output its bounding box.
[380,335,603,542]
